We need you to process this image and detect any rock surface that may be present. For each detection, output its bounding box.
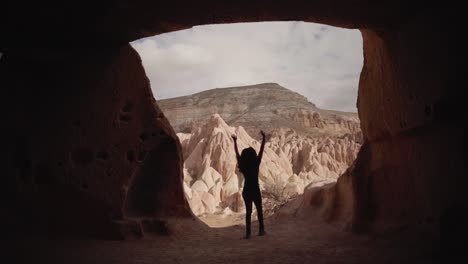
[176,113,360,216]
[3,1,464,249]
[3,45,192,239]
[159,83,361,139]
[158,84,361,216]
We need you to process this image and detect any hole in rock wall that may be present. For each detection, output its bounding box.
[132,22,363,227]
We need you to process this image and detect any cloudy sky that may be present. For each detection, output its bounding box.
[131,22,363,112]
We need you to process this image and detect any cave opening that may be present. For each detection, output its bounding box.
[3,2,461,263]
[130,22,363,227]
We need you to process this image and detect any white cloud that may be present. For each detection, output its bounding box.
[131,22,363,112]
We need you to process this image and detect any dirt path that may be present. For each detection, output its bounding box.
[13,214,438,264]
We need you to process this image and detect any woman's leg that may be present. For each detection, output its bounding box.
[243,194,253,239]
[253,193,265,235]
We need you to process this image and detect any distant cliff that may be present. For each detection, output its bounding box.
[158,83,361,139]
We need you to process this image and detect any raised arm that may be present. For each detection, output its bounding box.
[232,135,240,163]
[258,130,267,164]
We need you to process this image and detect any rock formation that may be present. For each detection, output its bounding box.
[2,2,464,253]
[177,112,360,216]
[158,85,362,216]
[2,45,192,239]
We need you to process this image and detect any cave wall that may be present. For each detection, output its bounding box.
[1,1,463,238]
[354,8,464,231]
[1,1,420,53]
[302,8,464,232]
[2,45,191,238]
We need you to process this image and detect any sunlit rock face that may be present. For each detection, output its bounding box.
[158,85,362,216]
[159,83,361,138]
[176,113,360,216]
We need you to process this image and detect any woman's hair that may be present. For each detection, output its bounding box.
[238,147,258,174]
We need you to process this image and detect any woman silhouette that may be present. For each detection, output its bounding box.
[232,130,267,239]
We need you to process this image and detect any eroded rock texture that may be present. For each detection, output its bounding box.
[159,85,362,216]
[292,9,464,233]
[350,11,464,231]
[158,83,361,138]
[1,1,464,243]
[179,114,360,215]
[3,45,191,239]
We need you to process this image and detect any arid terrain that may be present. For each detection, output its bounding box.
[159,83,362,217]
[158,83,360,138]
[13,211,438,264]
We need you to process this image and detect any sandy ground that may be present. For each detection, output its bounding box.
[11,212,439,264]
[198,211,250,228]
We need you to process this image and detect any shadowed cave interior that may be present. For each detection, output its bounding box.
[2,1,466,263]
[125,139,176,218]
